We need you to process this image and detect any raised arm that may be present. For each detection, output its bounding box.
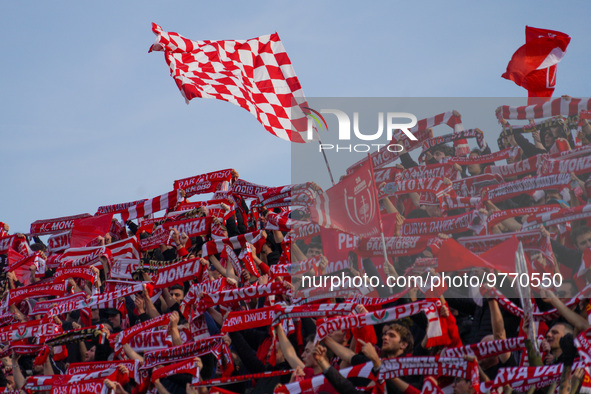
[322,335,356,366]
[542,290,590,333]
[488,299,511,363]
[275,324,305,369]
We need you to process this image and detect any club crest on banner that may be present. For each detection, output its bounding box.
[345,172,376,227]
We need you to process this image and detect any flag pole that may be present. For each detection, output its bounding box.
[316,135,336,186]
[367,154,398,296]
[305,108,336,186]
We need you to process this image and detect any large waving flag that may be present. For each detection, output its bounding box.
[149,23,310,143]
[502,26,571,102]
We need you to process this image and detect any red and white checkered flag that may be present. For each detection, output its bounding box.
[149,23,310,143]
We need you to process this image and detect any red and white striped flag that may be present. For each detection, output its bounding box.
[149,23,310,143]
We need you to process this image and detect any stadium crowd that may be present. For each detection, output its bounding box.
[1,96,591,394]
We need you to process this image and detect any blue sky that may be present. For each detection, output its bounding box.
[1,1,590,234]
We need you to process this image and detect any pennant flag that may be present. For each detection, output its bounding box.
[309,157,381,238]
[502,26,570,102]
[149,23,310,143]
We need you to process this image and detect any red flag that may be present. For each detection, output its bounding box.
[480,236,519,273]
[149,24,310,143]
[502,26,570,102]
[309,158,381,238]
[7,249,31,285]
[437,236,518,273]
[437,239,492,273]
[70,214,113,248]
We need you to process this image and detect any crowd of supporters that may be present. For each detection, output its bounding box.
[1,97,591,394]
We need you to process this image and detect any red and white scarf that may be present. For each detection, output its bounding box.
[400,210,486,236]
[125,329,190,353]
[142,335,224,369]
[29,213,92,236]
[384,177,453,200]
[265,212,299,232]
[67,360,140,382]
[54,267,97,283]
[315,300,442,343]
[447,147,517,165]
[114,312,172,353]
[109,258,140,280]
[174,198,234,213]
[485,284,591,321]
[486,205,560,231]
[442,196,482,211]
[196,370,293,388]
[160,216,212,237]
[540,153,591,176]
[0,318,61,343]
[575,327,591,365]
[201,231,265,257]
[378,356,469,380]
[272,303,357,326]
[522,203,591,231]
[151,257,202,289]
[420,129,485,157]
[91,282,144,308]
[399,163,460,181]
[199,282,291,311]
[481,362,584,393]
[275,361,374,394]
[550,143,591,160]
[51,236,140,269]
[238,243,260,278]
[96,199,147,216]
[173,169,234,198]
[139,228,170,251]
[221,305,281,333]
[497,96,591,120]
[31,292,88,316]
[121,190,180,221]
[482,172,571,202]
[357,235,441,257]
[7,282,66,305]
[150,358,200,383]
[182,278,230,312]
[258,184,317,208]
[230,178,271,199]
[47,231,71,253]
[346,289,410,308]
[485,154,540,179]
[440,337,525,359]
[452,174,504,198]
